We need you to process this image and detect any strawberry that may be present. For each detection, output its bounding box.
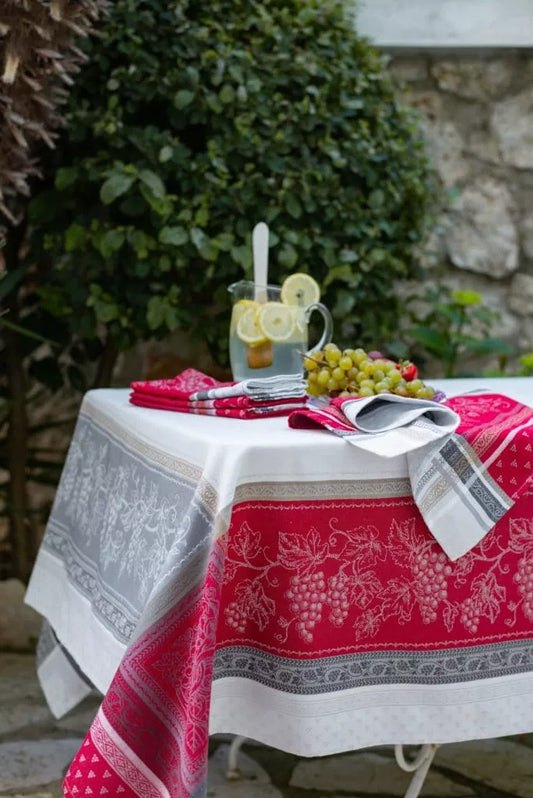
[400,361,418,382]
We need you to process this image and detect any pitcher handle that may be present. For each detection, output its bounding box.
[304,302,333,355]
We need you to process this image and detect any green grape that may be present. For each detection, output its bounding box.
[323,343,341,364]
[394,382,409,397]
[371,359,386,370]
[383,360,398,374]
[317,368,331,386]
[416,386,436,399]
[388,369,402,386]
[406,379,424,394]
[352,348,368,365]
[304,341,434,403]
[339,356,353,371]
[361,360,376,375]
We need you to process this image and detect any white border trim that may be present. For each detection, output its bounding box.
[209,674,533,755]
[25,547,126,697]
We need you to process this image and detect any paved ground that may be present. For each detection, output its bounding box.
[1,653,533,797]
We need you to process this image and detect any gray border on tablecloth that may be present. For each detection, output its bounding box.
[213,639,533,693]
[39,411,216,645]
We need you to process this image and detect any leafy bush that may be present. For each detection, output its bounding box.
[402,286,514,378]
[32,0,433,366]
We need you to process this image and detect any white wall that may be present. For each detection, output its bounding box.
[356,0,533,48]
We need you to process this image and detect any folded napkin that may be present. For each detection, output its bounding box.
[189,373,307,401]
[290,393,460,457]
[130,368,307,419]
[130,394,307,418]
[289,392,533,560]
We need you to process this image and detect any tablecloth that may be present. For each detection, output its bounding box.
[25,378,533,798]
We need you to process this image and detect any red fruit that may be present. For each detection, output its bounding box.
[401,362,418,382]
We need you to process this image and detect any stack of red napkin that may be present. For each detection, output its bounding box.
[130,368,308,419]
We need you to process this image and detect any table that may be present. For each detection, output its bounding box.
[25,377,533,798]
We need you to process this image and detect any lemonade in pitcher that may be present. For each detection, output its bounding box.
[228,275,333,382]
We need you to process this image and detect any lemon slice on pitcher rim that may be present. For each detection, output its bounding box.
[280,272,320,306]
[257,302,295,342]
[236,307,267,346]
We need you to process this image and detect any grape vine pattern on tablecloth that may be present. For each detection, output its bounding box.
[220,501,533,646]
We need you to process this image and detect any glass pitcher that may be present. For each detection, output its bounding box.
[227,280,333,381]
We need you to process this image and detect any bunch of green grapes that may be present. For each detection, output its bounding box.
[304,344,436,399]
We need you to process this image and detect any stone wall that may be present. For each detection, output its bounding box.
[388,51,533,369]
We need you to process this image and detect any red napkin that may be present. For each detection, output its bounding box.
[130,368,307,419]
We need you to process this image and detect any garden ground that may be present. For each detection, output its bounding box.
[1,653,532,798]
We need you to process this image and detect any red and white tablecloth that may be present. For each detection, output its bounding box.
[25,378,533,798]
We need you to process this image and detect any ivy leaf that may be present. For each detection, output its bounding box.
[100,173,135,204]
[278,243,298,269]
[332,289,355,316]
[98,229,125,258]
[55,167,78,191]
[219,84,235,104]
[190,227,218,261]
[159,226,189,246]
[174,89,195,109]
[138,169,165,200]
[159,145,173,162]
[286,193,302,219]
[369,189,385,208]
[64,223,87,252]
[231,244,252,270]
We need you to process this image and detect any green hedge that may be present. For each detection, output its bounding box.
[32,0,433,364]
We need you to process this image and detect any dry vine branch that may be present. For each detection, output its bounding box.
[0,0,108,225]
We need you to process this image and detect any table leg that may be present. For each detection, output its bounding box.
[394,744,440,798]
[225,735,248,780]
[225,738,439,793]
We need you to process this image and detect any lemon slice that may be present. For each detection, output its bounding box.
[291,305,306,334]
[232,299,259,325]
[257,302,295,342]
[280,272,320,306]
[236,307,267,346]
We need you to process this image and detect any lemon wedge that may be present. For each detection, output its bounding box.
[257,302,295,342]
[236,307,267,346]
[280,272,320,306]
